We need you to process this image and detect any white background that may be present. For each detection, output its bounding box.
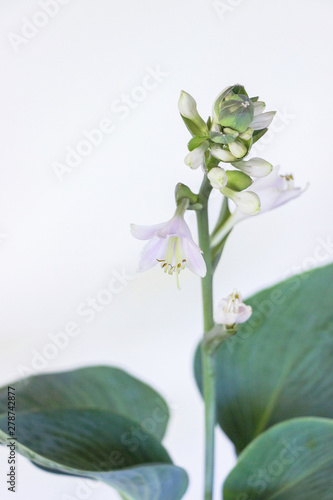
[0,0,332,499]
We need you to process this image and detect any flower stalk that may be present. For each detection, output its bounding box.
[196,175,216,500]
[131,83,306,500]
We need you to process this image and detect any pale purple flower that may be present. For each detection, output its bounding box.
[215,290,252,328]
[131,212,206,285]
[211,166,307,247]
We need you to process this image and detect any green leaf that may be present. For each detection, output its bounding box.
[188,135,210,151]
[195,264,333,454]
[223,417,333,500]
[226,170,253,191]
[0,366,168,441]
[0,409,188,500]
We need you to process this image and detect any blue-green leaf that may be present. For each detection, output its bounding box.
[223,417,333,500]
[195,264,333,453]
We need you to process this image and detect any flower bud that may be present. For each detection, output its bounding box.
[221,187,261,215]
[218,95,254,133]
[231,157,273,178]
[228,139,248,159]
[210,144,237,162]
[184,141,209,169]
[238,127,253,140]
[207,167,227,189]
[178,91,208,137]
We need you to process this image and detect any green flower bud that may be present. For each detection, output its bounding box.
[218,96,254,133]
[210,145,237,162]
[228,139,248,159]
[212,84,249,123]
[239,127,253,141]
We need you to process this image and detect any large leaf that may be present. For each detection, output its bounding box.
[0,366,169,441]
[0,409,188,500]
[195,264,333,453]
[223,417,333,500]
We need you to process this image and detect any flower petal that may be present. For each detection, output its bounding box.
[137,237,168,272]
[156,215,193,240]
[253,101,266,116]
[236,304,253,323]
[250,111,276,130]
[131,221,168,240]
[258,185,305,213]
[181,239,206,277]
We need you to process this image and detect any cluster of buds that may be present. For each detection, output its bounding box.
[178,84,277,215]
[131,83,305,288]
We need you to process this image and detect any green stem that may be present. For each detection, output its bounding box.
[196,176,216,500]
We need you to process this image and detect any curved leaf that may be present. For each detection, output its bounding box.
[0,366,169,441]
[0,409,188,500]
[195,264,333,453]
[223,417,333,500]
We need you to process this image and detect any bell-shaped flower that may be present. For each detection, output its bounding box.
[131,207,206,286]
[211,166,307,246]
[215,290,252,328]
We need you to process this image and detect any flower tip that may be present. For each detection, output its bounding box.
[178,91,197,119]
[232,191,261,216]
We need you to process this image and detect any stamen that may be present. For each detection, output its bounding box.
[281,174,295,191]
[156,236,187,286]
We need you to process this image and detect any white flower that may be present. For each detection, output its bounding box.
[131,211,206,286]
[215,290,252,328]
[211,166,307,246]
[250,101,276,130]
